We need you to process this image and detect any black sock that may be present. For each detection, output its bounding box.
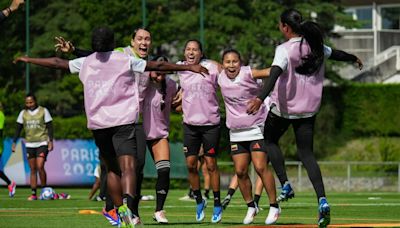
[270,203,279,209]
[189,188,194,198]
[227,188,236,197]
[254,194,261,205]
[204,189,210,198]
[247,201,255,208]
[193,190,203,204]
[31,189,37,196]
[132,171,144,217]
[105,193,114,212]
[155,161,170,212]
[0,171,11,185]
[213,191,221,207]
[122,194,135,215]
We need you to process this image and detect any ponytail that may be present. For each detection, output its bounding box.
[280,9,325,75]
[295,21,324,75]
[151,55,169,110]
[160,79,167,111]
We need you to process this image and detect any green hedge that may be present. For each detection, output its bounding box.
[342,84,400,136]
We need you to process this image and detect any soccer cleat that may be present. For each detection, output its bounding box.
[211,206,222,223]
[117,204,135,228]
[243,205,259,224]
[196,199,207,222]
[8,181,16,197]
[318,198,331,228]
[153,210,168,224]
[102,208,120,226]
[57,193,71,200]
[265,206,281,225]
[133,216,143,226]
[277,182,295,202]
[221,195,231,210]
[28,195,38,201]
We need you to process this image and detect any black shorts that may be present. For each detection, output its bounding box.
[26,146,49,160]
[230,139,267,155]
[92,124,137,162]
[183,123,220,158]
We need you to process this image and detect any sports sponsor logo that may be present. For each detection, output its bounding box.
[253,142,261,150]
[231,144,238,151]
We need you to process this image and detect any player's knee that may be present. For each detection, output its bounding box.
[235,169,248,179]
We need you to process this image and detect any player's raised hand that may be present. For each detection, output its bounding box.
[54,37,75,53]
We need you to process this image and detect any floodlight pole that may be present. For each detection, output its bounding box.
[200,0,204,47]
[25,0,30,94]
[142,0,147,27]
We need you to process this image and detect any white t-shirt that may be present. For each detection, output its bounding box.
[17,107,53,148]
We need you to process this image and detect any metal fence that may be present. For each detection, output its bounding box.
[218,161,400,192]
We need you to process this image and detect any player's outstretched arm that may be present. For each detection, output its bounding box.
[146,61,209,75]
[252,67,271,79]
[13,56,69,70]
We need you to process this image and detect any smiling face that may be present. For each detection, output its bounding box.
[130,29,152,58]
[25,96,37,110]
[184,40,203,65]
[222,51,241,79]
[150,71,166,83]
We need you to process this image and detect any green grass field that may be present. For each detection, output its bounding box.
[0,188,399,227]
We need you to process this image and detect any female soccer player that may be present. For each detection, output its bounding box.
[218,49,279,225]
[142,56,179,224]
[12,94,53,201]
[247,9,363,228]
[55,28,154,225]
[177,39,223,223]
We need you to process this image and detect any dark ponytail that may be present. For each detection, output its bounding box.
[280,9,325,75]
[151,55,169,110]
[296,21,324,75]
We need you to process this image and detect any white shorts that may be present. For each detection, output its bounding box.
[94,164,101,178]
[229,124,264,142]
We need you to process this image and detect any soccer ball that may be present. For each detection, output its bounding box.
[40,187,55,200]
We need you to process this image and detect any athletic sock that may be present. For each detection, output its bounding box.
[254,194,261,205]
[155,160,170,211]
[270,203,279,209]
[247,201,255,208]
[227,188,236,197]
[122,194,135,215]
[193,190,203,204]
[213,191,221,207]
[0,171,11,185]
[105,194,114,212]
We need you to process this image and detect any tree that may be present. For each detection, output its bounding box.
[1,0,355,117]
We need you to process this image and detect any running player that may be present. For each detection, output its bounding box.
[218,49,279,225]
[247,9,363,228]
[142,55,179,224]
[177,39,223,223]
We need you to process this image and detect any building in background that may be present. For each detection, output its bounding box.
[331,0,400,83]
